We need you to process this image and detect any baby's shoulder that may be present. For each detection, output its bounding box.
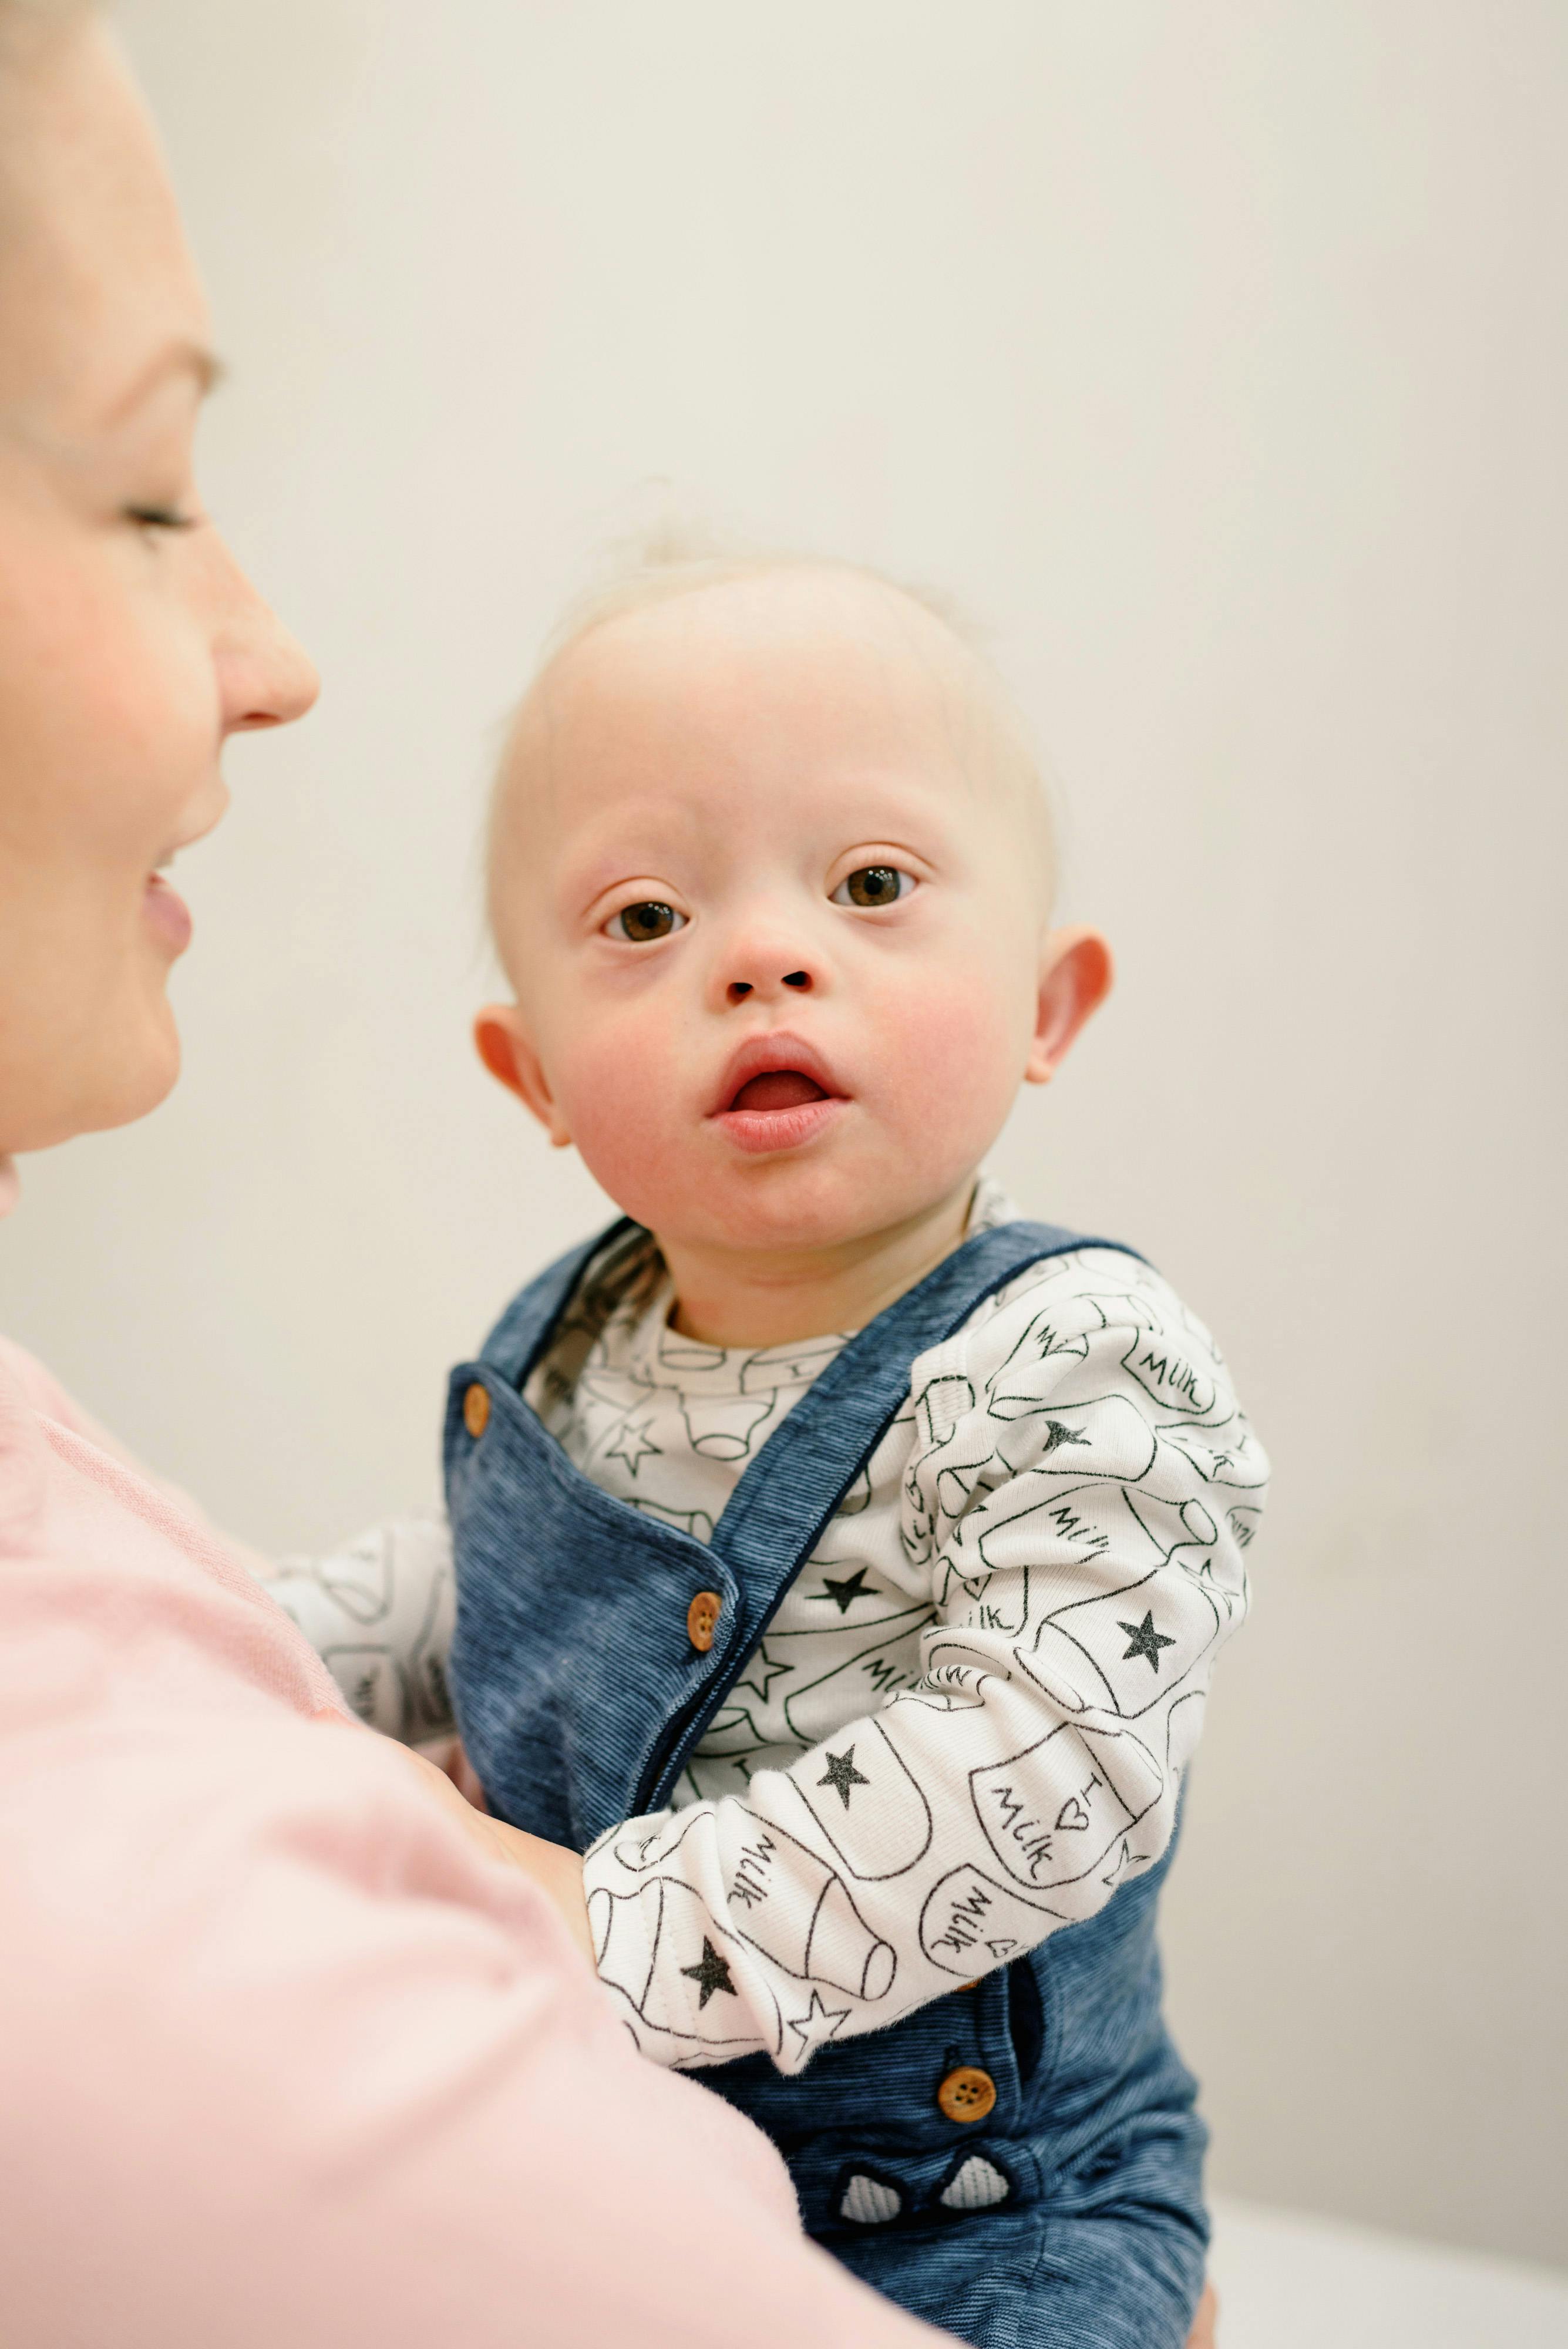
[904,1243,1246,1463]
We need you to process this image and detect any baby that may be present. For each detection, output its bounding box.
[272,551,1268,2349]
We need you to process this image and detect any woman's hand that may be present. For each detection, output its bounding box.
[391,1741,595,1966]
[483,1817,597,1966]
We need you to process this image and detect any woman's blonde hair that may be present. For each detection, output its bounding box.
[0,0,95,49]
[0,0,93,75]
[0,0,95,21]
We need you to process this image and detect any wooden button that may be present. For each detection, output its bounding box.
[463,1382,490,1440]
[687,1590,723,1653]
[937,2065,997,2125]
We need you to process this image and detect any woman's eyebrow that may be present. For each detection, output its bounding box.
[100,336,226,426]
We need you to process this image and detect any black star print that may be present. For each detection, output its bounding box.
[1041,1418,1091,1455]
[1118,1610,1177,1672]
[735,1641,794,1705]
[680,1936,738,2009]
[817,1746,871,1809]
[812,1566,874,1614]
[605,1413,661,1476]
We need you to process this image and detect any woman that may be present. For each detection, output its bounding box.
[0,8,1217,2343]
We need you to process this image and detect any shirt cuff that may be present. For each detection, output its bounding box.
[583,1811,776,2069]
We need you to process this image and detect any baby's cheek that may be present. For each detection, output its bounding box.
[552,1014,687,1220]
[876,964,1027,1142]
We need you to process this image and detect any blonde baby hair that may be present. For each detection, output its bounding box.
[487,521,1059,953]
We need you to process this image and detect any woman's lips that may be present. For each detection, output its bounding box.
[143,871,193,955]
[712,1066,846,1155]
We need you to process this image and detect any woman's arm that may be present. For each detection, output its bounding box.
[0,1372,936,2349]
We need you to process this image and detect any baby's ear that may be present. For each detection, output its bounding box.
[1024,928,1114,1086]
[473,1006,573,1147]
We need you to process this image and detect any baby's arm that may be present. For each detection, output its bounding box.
[581,1255,1268,2073]
[263,1507,457,1745]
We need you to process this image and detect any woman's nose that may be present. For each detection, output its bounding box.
[221,606,321,735]
[211,542,322,735]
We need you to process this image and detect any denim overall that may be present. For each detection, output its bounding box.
[446,1218,1209,2349]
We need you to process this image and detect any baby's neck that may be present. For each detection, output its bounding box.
[661,1179,977,1348]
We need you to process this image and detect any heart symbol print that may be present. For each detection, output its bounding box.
[1055,1795,1091,1833]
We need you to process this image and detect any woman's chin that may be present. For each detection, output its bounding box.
[11,972,184,1153]
[79,1004,183,1142]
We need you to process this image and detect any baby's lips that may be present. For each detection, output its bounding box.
[710,1029,846,1115]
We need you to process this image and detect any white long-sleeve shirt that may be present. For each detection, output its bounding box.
[269,1182,1267,2076]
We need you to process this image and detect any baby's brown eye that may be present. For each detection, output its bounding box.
[606,900,687,943]
[832,865,915,910]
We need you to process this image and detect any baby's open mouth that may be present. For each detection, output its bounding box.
[726,1070,830,1114]
[711,1037,847,1153]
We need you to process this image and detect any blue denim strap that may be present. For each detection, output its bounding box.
[480,1219,642,1388]
[708,1220,1140,1583]
[475,1214,1140,1808]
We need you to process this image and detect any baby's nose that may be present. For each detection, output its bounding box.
[727,967,813,1006]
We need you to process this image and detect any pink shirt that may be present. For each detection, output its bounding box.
[0,1320,935,2347]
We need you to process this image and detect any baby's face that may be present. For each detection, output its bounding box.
[483,572,1092,1260]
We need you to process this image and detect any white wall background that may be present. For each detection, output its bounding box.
[3,0,1564,2272]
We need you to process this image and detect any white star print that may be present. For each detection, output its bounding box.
[785,1989,852,2058]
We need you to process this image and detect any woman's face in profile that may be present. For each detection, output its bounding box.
[0,18,317,1159]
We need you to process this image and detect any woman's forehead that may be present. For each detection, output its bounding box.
[0,21,207,426]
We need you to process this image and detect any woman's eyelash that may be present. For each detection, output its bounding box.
[126,505,197,533]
